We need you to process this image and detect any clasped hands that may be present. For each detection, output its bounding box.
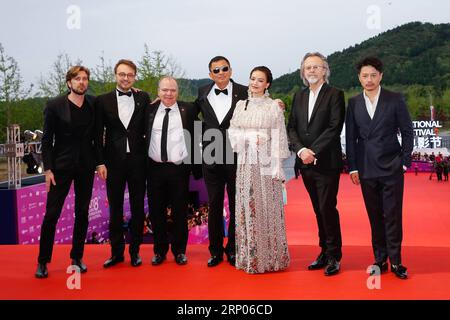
[299,148,316,165]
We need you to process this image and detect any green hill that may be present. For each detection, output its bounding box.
[271,22,450,94]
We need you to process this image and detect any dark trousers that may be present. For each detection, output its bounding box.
[38,167,94,264]
[360,172,404,265]
[147,159,190,256]
[107,154,146,257]
[301,168,342,260]
[202,164,236,257]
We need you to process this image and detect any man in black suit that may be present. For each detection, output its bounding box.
[194,56,248,267]
[145,76,202,266]
[288,52,345,276]
[95,59,150,268]
[36,66,96,278]
[345,56,413,279]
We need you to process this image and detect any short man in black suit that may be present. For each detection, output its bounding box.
[36,66,96,278]
[194,56,248,267]
[288,52,345,276]
[345,57,413,279]
[95,59,150,268]
[145,76,201,266]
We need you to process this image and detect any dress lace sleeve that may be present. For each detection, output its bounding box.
[228,100,247,153]
[270,101,290,179]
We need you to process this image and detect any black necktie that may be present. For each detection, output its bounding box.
[215,88,228,95]
[161,108,171,162]
[117,90,132,97]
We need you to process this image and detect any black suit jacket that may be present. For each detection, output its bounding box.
[42,94,96,172]
[345,88,414,179]
[145,101,202,178]
[194,79,248,165]
[287,83,346,170]
[95,89,150,168]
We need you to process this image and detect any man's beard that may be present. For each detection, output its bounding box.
[71,87,87,95]
[306,76,319,85]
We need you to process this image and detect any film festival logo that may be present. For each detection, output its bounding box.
[67,4,81,30]
[413,120,443,149]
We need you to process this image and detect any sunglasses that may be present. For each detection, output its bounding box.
[211,66,230,74]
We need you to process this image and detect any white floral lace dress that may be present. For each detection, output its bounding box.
[228,96,290,274]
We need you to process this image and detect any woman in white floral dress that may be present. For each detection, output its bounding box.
[228,66,290,274]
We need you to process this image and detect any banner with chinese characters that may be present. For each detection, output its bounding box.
[413,120,442,149]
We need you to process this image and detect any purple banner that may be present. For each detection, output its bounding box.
[15,174,211,245]
[407,161,434,173]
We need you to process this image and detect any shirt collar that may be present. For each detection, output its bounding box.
[309,83,324,97]
[213,81,232,92]
[159,101,178,112]
[363,86,381,102]
[116,87,133,97]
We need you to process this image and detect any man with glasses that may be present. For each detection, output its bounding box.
[287,52,345,276]
[95,59,150,268]
[194,56,248,267]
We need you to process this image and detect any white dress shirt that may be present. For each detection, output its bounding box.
[308,83,324,123]
[148,102,188,163]
[349,87,381,175]
[297,83,324,162]
[363,85,381,119]
[207,82,233,124]
[116,89,135,152]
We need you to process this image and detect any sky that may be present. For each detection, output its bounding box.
[0,0,449,88]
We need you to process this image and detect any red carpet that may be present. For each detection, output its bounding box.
[1,173,449,300]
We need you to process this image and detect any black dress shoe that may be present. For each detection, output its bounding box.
[35,263,48,279]
[71,259,87,273]
[175,253,188,265]
[226,253,236,266]
[308,252,327,270]
[131,254,142,267]
[369,261,388,276]
[103,256,125,268]
[324,257,341,276]
[151,254,166,266]
[207,255,223,267]
[391,264,408,279]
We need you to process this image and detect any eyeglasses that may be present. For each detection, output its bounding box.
[117,72,136,79]
[211,66,230,74]
[304,65,325,72]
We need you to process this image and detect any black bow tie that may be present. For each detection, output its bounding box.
[117,90,132,97]
[215,88,228,95]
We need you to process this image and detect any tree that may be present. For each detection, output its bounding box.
[137,43,159,94]
[137,44,185,96]
[37,53,82,97]
[90,51,115,95]
[0,43,32,125]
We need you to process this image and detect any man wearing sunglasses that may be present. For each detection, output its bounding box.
[195,56,248,267]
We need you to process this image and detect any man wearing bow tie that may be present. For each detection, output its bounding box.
[95,59,150,268]
[145,76,202,266]
[194,56,248,267]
